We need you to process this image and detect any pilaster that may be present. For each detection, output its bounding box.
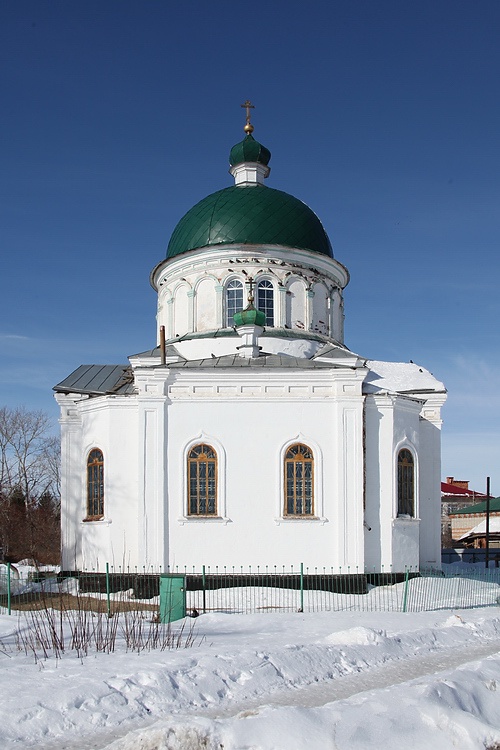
[55,394,85,569]
[215,284,224,328]
[136,371,169,568]
[187,289,195,332]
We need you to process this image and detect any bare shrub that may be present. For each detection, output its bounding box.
[13,580,198,662]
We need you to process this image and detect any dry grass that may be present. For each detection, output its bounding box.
[2,591,157,613]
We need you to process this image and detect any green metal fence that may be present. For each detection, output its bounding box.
[1,563,500,616]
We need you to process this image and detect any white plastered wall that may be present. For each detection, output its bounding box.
[57,394,85,570]
[57,393,140,571]
[57,373,443,573]
[162,365,366,571]
[417,393,446,568]
[364,392,444,573]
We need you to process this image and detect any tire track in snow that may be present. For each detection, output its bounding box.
[33,637,500,749]
[201,637,500,715]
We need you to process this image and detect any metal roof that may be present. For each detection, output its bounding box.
[53,365,135,396]
[166,185,333,259]
[449,497,500,516]
[229,134,271,167]
[441,481,486,498]
[169,353,335,369]
[129,344,184,359]
[165,328,336,345]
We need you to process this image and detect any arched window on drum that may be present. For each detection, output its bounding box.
[257,279,274,326]
[225,279,244,327]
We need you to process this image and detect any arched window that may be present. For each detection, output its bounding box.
[284,443,314,516]
[187,444,217,515]
[225,279,244,327]
[257,279,274,326]
[397,449,415,517]
[87,449,104,519]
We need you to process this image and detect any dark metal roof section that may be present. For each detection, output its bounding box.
[169,353,335,369]
[129,344,185,360]
[54,365,135,396]
[164,328,335,345]
[54,353,340,396]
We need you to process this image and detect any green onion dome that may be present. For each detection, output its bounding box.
[229,134,271,167]
[166,185,333,259]
[233,305,266,327]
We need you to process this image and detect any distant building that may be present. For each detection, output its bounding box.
[458,515,500,549]
[448,496,500,548]
[441,477,487,547]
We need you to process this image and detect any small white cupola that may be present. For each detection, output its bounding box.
[233,283,266,358]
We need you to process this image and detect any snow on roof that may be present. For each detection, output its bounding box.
[363,360,445,395]
[459,516,500,539]
[441,481,486,498]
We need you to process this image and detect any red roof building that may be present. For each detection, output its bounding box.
[441,477,487,547]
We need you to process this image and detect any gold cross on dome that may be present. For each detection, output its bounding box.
[241,100,255,133]
[241,100,254,122]
[247,277,255,303]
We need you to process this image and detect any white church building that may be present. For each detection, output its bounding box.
[54,112,446,574]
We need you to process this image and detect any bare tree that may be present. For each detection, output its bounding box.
[0,406,60,563]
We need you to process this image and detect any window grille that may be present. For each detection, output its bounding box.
[225,279,244,327]
[284,443,314,516]
[398,448,415,516]
[257,279,274,326]
[87,449,104,519]
[188,444,217,515]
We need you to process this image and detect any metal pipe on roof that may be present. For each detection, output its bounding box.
[486,476,491,568]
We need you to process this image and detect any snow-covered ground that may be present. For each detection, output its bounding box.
[3,578,500,748]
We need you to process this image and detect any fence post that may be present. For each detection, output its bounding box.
[402,567,409,613]
[105,562,111,618]
[299,562,304,612]
[7,562,11,616]
[202,564,206,614]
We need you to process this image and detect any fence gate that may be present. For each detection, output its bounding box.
[159,573,186,622]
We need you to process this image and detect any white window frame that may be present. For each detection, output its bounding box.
[179,434,229,523]
[224,278,244,327]
[275,436,325,523]
[256,278,275,326]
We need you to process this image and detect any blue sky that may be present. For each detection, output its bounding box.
[1,0,499,494]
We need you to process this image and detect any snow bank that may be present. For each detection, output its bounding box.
[1,608,500,749]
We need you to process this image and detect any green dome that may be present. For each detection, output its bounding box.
[233,305,266,327]
[166,185,333,259]
[229,134,271,167]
